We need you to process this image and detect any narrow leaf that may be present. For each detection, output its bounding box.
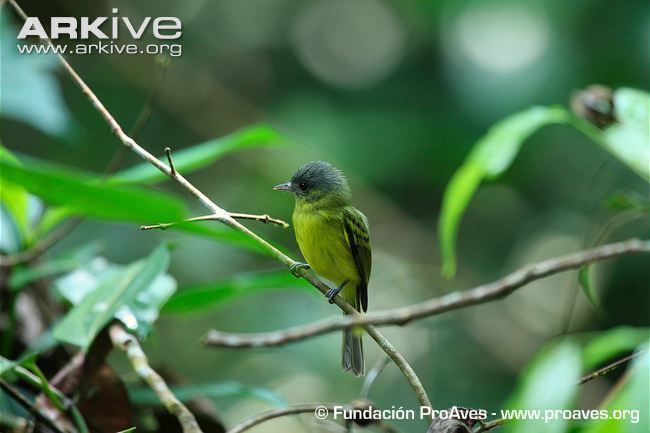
[578,266,603,311]
[163,270,311,314]
[438,106,572,278]
[0,154,185,225]
[110,125,283,185]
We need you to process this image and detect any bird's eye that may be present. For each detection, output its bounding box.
[298,181,310,192]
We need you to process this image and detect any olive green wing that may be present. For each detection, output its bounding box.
[342,206,371,312]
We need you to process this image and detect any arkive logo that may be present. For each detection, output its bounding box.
[17,8,182,40]
[15,8,182,57]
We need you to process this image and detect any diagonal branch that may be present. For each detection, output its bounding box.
[109,324,203,433]
[6,0,431,410]
[202,239,650,347]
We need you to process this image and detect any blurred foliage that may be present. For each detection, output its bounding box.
[1,0,649,432]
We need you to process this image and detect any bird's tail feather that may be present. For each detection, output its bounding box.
[342,321,364,376]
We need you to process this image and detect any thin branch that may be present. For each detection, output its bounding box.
[474,351,644,433]
[108,324,202,433]
[475,418,507,433]
[0,379,67,433]
[141,212,289,231]
[227,404,346,433]
[8,0,430,410]
[577,351,643,385]
[360,356,391,399]
[165,147,176,176]
[0,219,79,267]
[202,238,650,347]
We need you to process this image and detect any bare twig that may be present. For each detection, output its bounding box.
[0,379,67,433]
[8,0,431,410]
[109,324,202,433]
[0,219,79,267]
[475,418,507,433]
[360,356,391,399]
[577,351,643,385]
[165,147,176,175]
[141,212,289,231]
[202,239,650,347]
[227,403,346,433]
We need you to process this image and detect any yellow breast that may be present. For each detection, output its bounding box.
[292,206,359,287]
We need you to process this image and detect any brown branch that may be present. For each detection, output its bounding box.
[140,212,289,231]
[7,0,431,410]
[202,238,650,347]
[108,324,202,433]
[577,351,643,385]
[227,403,346,433]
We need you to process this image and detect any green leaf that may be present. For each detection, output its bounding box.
[0,145,30,249]
[0,356,16,378]
[110,125,283,185]
[582,327,649,371]
[0,14,71,136]
[438,106,572,278]
[0,154,186,225]
[438,92,649,278]
[162,270,311,314]
[600,88,650,181]
[52,245,172,349]
[578,266,602,311]
[580,346,648,433]
[504,340,582,433]
[128,381,288,407]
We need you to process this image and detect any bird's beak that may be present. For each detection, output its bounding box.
[273,182,292,192]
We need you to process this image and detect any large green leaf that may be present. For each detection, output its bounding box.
[438,106,571,278]
[582,327,649,371]
[129,381,288,407]
[53,245,172,349]
[163,270,311,314]
[109,125,283,185]
[439,90,649,278]
[504,340,582,433]
[0,153,185,225]
[580,346,648,433]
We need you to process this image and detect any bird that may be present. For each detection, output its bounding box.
[274,161,371,376]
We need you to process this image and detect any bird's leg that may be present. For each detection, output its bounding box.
[326,280,349,304]
[290,262,311,277]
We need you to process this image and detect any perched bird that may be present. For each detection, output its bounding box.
[274,161,371,376]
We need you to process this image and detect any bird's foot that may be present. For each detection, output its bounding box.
[290,262,310,277]
[326,280,349,304]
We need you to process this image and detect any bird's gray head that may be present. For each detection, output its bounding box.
[274,161,351,205]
